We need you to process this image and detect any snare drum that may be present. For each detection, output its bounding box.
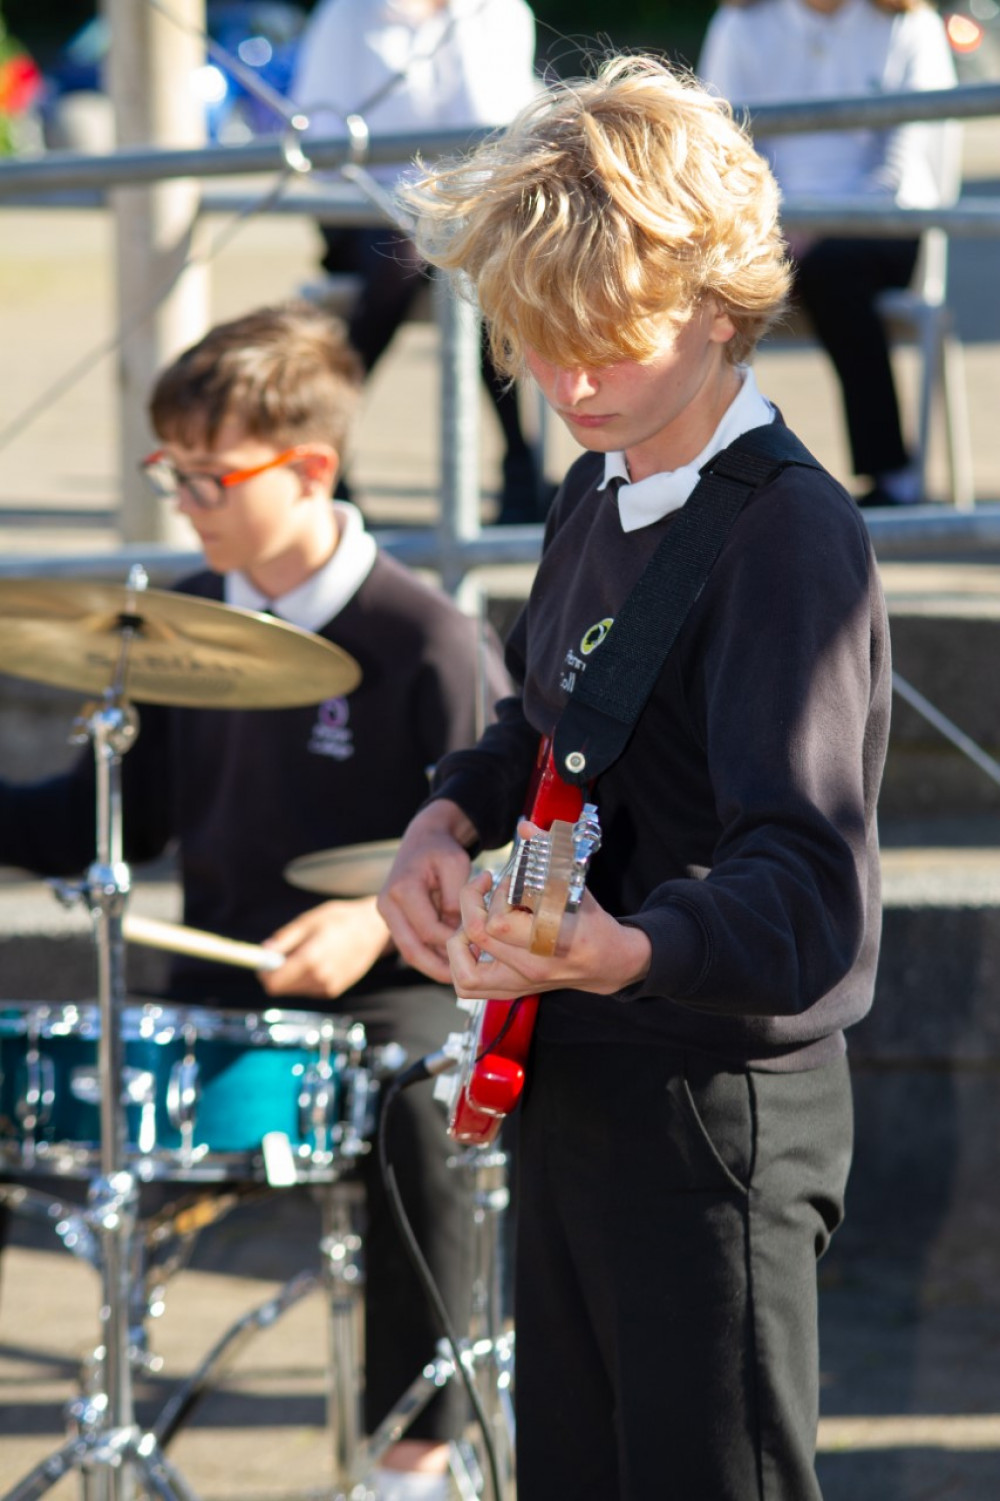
[0,1001,373,1183]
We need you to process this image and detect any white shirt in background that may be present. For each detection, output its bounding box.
[291,0,540,186]
[698,0,960,207]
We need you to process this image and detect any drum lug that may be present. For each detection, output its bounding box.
[68,1064,156,1105]
[70,1064,156,1109]
[16,1046,55,1138]
[120,1067,157,1156]
[297,1063,339,1155]
[166,1056,200,1128]
[340,1066,378,1160]
[166,1054,201,1164]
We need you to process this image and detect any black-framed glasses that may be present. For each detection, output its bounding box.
[139,446,315,510]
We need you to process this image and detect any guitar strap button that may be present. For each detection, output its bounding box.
[564,751,587,774]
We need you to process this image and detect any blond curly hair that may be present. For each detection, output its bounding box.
[401,53,792,371]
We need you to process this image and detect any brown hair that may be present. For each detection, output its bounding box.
[400,53,791,371]
[149,302,364,456]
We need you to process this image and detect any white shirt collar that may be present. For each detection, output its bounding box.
[600,366,776,533]
[224,502,378,631]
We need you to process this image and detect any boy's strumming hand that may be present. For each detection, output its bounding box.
[377,799,479,986]
[258,896,392,999]
[448,870,652,1000]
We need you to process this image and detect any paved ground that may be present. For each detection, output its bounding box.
[2,120,1000,1500]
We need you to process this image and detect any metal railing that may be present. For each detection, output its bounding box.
[2,81,1000,585]
[3,83,1000,197]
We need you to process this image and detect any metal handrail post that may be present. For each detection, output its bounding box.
[435,273,483,597]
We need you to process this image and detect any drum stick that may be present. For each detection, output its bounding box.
[122,914,285,972]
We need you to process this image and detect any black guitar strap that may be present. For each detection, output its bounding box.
[552,422,822,787]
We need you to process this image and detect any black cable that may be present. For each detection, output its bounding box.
[474,996,524,1066]
[377,1057,504,1501]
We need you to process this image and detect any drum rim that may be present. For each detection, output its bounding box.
[0,999,365,1047]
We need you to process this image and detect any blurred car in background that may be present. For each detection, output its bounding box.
[40,1,307,152]
[944,0,1000,81]
[0,11,43,155]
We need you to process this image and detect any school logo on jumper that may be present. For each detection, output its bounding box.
[308,696,355,760]
[581,618,613,655]
[560,616,614,695]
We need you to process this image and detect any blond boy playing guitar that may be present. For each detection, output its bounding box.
[380,56,890,1501]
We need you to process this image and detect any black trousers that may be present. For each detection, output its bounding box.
[794,236,920,481]
[514,1038,853,1500]
[319,224,542,516]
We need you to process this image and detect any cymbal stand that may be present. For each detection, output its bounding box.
[2,566,198,1501]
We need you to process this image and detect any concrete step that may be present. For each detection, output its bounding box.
[0,829,996,1039]
[878,560,1000,818]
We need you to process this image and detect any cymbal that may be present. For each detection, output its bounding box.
[0,578,361,708]
[285,840,514,899]
[285,839,402,898]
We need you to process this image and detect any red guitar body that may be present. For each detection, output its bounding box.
[447,741,585,1146]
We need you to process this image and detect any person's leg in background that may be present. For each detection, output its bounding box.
[340,229,427,374]
[480,330,554,525]
[795,236,920,506]
[316,225,552,522]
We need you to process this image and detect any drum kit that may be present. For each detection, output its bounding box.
[0,569,514,1501]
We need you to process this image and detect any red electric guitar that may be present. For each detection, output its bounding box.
[434,740,601,1146]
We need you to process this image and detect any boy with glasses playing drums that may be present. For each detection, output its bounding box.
[0,301,509,1501]
[378,55,891,1501]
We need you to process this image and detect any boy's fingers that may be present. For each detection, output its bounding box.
[382,896,454,985]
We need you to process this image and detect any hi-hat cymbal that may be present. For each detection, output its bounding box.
[285,840,514,899]
[0,578,361,708]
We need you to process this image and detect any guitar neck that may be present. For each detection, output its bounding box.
[528,738,586,829]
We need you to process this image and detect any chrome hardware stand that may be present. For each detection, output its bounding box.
[138,1175,370,1500]
[359,1143,516,1501]
[144,1140,516,1501]
[319,1179,369,1497]
[2,567,197,1501]
[465,1145,515,1501]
